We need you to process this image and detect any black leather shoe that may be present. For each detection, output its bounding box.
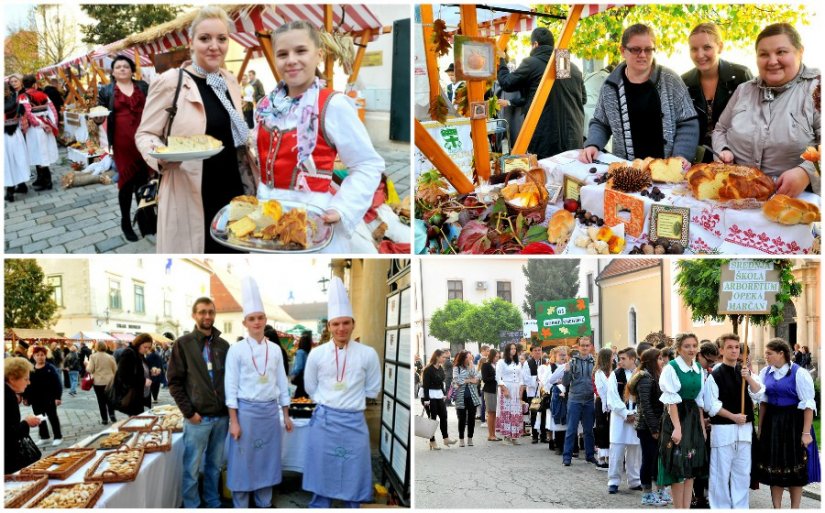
[5,187,14,203]
[121,219,139,242]
[14,183,27,193]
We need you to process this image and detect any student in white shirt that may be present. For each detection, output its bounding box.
[302,277,382,508]
[607,347,641,493]
[224,276,293,508]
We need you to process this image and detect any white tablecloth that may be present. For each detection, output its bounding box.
[539,150,820,255]
[64,112,89,143]
[281,416,311,473]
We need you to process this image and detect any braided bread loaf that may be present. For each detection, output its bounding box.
[685,163,775,201]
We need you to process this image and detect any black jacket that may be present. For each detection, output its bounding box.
[23,364,62,408]
[635,371,664,434]
[64,351,83,372]
[166,327,229,419]
[145,351,165,385]
[497,45,587,159]
[480,361,497,394]
[5,384,33,474]
[116,346,150,416]
[97,80,150,145]
[43,85,64,113]
[422,365,446,400]
[681,59,752,159]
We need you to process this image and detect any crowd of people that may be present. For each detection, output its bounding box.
[441,20,819,197]
[4,275,381,508]
[417,334,819,508]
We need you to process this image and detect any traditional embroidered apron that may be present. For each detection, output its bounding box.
[224,399,283,492]
[302,404,373,502]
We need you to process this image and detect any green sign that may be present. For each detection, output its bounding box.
[536,298,591,341]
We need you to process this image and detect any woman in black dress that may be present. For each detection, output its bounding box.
[5,357,42,473]
[115,334,154,416]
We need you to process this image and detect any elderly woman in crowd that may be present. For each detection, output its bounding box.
[86,341,118,424]
[5,357,42,474]
[137,5,251,253]
[713,23,820,196]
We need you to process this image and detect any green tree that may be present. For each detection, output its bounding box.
[675,259,801,334]
[526,4,808,64]
[521,259,580,318]
[4,260,59,329]
[80,5,183,45]
[465,297,523,347]
[429,299,476,355]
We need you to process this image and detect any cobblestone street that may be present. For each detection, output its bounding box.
[5,144,410,254]
[414,405,821,509]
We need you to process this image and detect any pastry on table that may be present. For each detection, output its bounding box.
[547,209,575,244]
[686,163,775,201]
[227,195,259,221]
[648,158,685,183]
[762,194,821,224]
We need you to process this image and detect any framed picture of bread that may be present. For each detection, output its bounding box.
[499,154,535,175]
[649,205,689,246]
[454,36,496,81]
[604,189,645,238]
[563,174,586,202]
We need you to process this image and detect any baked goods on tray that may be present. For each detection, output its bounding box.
[118,415,159,432]
[763,194,821,224]
[97,431,133,449]
[84,449,145,483]
[227,197,312,249]
[4,474,48,508]
[158,412,184,432]
[686,163,775,201]
[19,448,96,480]
[155,134,222,154]
[28,482,103,509]
[132,429,173,452]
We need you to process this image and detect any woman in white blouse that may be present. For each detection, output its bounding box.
[657,333,708,509]
[496,343,525,444]
[754,338,819,508]
[593,348,613,469]
[543,347,569,454]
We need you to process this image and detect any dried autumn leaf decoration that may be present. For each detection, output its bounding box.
[454,84,469,117]
[416,170,449,206]
[432,19,452,57]
[429,94,448,124]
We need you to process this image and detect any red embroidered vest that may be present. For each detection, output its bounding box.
[256,89,339,193]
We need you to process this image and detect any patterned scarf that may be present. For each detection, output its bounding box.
[255,77,323,171]
[190,62,249,147]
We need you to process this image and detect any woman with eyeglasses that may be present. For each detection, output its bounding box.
[579,24,699,170]
[713,23,820,197]
[681,23,753,163]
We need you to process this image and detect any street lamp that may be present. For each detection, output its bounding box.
[318,277,329,293]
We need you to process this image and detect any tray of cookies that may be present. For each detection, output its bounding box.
[28,482,103,509]
[118,415,159,432]
[157,412,184,432]
[85,430,135,450]
[4,474,48,508]
[84,448,145,483]
[151,404,181,416]
[131,429,172,453]
[19,448,96,480]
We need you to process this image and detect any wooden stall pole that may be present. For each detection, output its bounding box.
[257,33,280,82]
[237,47,253,82]
[459,5,491,181]
[419,5,440,107]
[133,48,142,81]
[415,120,474,194]
[90,59,109,85]
[324,5,335,89]
[58,68,79,105]
[496,14,521,53]
[347,28,372,87]
[512,4,583,154]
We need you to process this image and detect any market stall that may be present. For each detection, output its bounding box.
[4,328,66,354]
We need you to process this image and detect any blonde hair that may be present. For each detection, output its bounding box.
[188,6,233,41]
[690,22,723,47]
[5,357,33,382]
[96,341,108,352]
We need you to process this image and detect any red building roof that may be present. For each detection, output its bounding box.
[596,259,661,282]
[211,274,242,313]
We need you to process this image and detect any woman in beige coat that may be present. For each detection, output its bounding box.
[136,6,253,253]
[86,341,117,425]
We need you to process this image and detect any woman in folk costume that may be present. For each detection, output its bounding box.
[754,338,819,508]
[657,333,708,510]
[606,347,641,493]
[593,348,613,469]
[302,277,382,508]
[495,342,525,444]
[4,83,30,203]
[20,75,59,191]
[542,346,569,454]
[254,21,384,253]
[224,276,293,508]
[136,6,251,253]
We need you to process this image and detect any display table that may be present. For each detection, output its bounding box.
[63,111,89,143]
[67,147,108,166]
[539,150,820,255]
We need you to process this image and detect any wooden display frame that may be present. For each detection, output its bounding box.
[131,429,173,453]
[649,205,690,246]
[563,174,586,201]
[453,36,497,82]
[19,447,96,480]
[28,482,103,509]
[118,415,159,432]
[604,189,645,238]
[3,474,48,508]
[84,448,145,483]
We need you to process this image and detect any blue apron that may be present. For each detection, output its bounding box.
[302,404,373,502]
[224,399,283,492]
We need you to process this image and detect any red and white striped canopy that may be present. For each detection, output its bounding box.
[90,39,154,67]
[137,29,190,56]
[233,5,383,44]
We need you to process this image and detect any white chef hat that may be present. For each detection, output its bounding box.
[241,275,264,317]
[327,276,353,321]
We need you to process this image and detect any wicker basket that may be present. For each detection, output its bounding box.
[502,167,549,222]
[3,474,48,508]
[19,447,96,480]
[132,429,173,453]
[28,482,103,509]
[156,413,183,433]
[84,448,145,483]
[118,415,159,432]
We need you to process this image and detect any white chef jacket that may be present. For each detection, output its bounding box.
[224,336,290,409]
[703,362,764,447]
[304,340,382,412]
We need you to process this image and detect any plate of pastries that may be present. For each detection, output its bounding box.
[210,196,334,253]
[148,135,224,161]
